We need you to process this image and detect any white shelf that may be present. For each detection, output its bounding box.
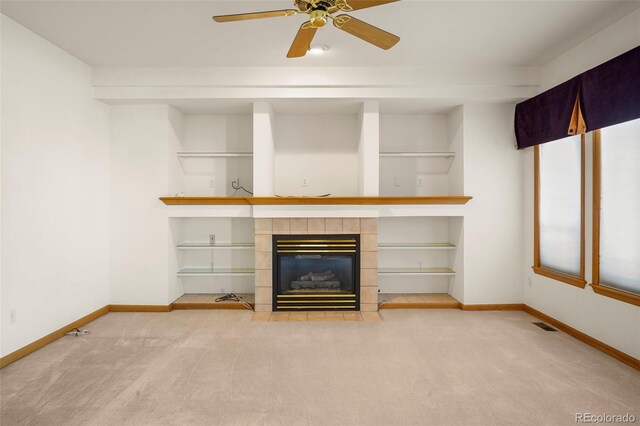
[379,152,455,158]
[177,268,255,277]
[177,152,253,158]
[378,243,456,250]
[177,242,254,250]
[378,268,455,276]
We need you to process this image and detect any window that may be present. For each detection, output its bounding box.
[533,135,585,287]
[592,119,640,306]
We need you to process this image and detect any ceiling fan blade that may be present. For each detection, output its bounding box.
[332,15,400,50]
[338,0,400,12]
[213,9,298,23]
[287,24,318,58]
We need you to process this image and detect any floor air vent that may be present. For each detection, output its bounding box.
[533,322,558,332]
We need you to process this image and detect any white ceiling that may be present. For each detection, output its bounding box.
[1,1,638,68]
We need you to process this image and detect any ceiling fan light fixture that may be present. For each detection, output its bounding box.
[309,10,328,27]
[308,44,329,55]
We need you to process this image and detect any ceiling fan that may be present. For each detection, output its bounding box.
[212,0,400,58]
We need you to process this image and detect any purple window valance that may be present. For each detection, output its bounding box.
[515,45,640,150]
[581,45,640,132]
[514,77,581,149]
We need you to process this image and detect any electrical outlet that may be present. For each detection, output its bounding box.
[302,177,310,187]
[9,309,16,324]
[394,177,400,187]
[416,176,424,187]
[208,177,216,188]
[209,234,216,245]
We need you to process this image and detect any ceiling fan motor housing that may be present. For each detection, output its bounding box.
[295,0,335,13]
[309,10,328,27]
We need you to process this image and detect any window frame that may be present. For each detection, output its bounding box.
[591,130,640,307]
[533,135,586,288]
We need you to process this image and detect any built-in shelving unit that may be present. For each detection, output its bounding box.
[378,268,456,276]
[177,152,253,158]
[378,243,456,250]
[163,101,469,310]
[172,293,255,310]
[379,152,455,158]
[160,196,472,205]
[378,293,461,309]
[175,241,255,287]
[177,242,254,250]
[377,216,462,296]
[171,217,255,296]
[177,268,255,276]
[176,114,254,197]
[379,111,462,197]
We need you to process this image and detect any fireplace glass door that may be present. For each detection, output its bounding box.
[273,235,360,311]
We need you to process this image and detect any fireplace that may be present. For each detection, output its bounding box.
[272,234,360,311]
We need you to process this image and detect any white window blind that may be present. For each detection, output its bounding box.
[599,118,640,295]
[539,135,582,276]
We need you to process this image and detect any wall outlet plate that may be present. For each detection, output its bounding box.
[9,309,16,324]
[209,234,216,245]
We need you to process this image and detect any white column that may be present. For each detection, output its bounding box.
[358,101,380,196]
[252,102,275,196]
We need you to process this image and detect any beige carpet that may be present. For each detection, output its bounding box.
[1,309,638,425]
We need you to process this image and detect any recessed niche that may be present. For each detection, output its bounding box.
[273,113,360,197]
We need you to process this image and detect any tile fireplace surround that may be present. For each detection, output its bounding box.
[254,218,378,313]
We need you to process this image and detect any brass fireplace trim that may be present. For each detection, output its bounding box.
[277,244,357,248]
[277,294,356,298]
[277,249,356,253]
[276,239,357,243]
[282,306,356,309]
[278,300,356,304]
[273,233,360,312]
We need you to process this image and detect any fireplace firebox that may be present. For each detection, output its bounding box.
[273,234,360,311]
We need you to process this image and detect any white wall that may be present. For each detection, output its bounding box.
[523,10,640,359]
[0,13,4,350]
[541,8,640,91]
[463,103,524,305]
[167,107,184,302]
[274,114,359,197]
[109,105,178,305]
[1,16,110,356]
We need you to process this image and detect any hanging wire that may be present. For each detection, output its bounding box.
[231,179,253,196]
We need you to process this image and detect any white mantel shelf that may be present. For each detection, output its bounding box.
[159,196,473,206]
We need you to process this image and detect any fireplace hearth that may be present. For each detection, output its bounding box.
[273,234,360,311]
